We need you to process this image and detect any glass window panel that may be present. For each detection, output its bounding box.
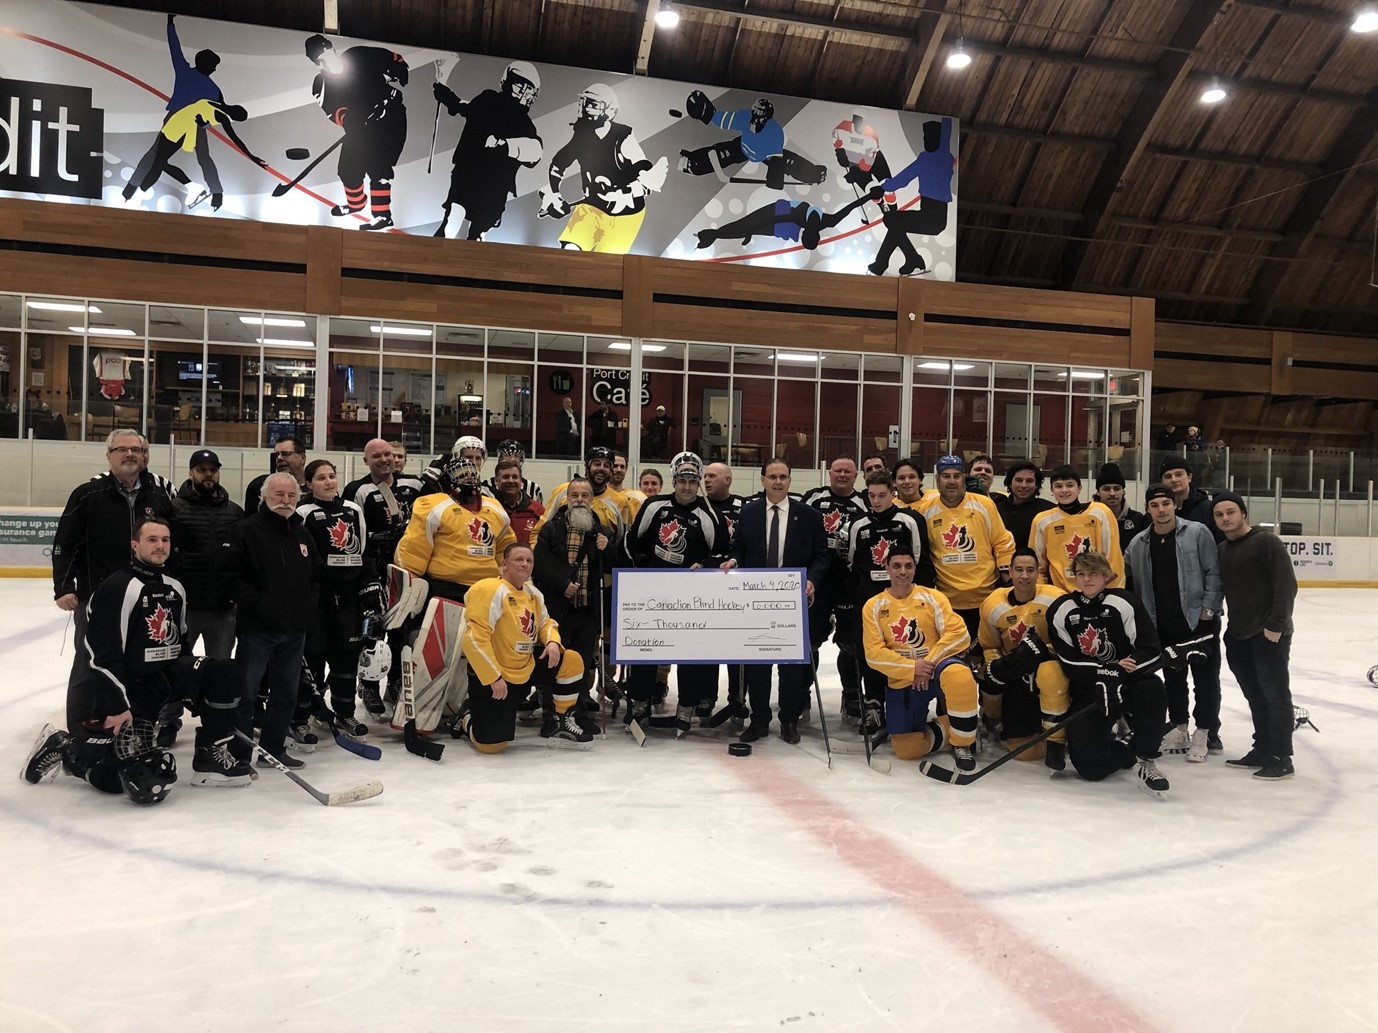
[1067,367,1104,396]
[25,299,93,336]
[734,377,773,469]
[776,348,821,381]
[536,366,584,460]
[862,354,903,384]
[685,343,730,376]
[819,383,860,463]
[732,347,774,378]
[327,350,382,451]
[257,349,315,450]
[538,332,584,362]
[148,339,207,446]
[436,324,485,360]
[83,301,146,340]
[1109,370,1143,398]
[588,336,633,371]
[376,320,433,357]
[638,339,684,373]
[950,386,991,460]
[993,362,1029,390]
[209,309,271,345]
[1032,391,1070,469]
[688,370,733,465]
[203,346,254,446]
[78,334,146,440]
[640,369,684,461]
[913,357,954,387]
[147,305,204,342]
[1032,364,1067,392]
[776,379,818,470]
[820,351,860,382]
[953,360,992,391]
[2,330,24,439]
[861,383,901,467]
[992,392,1035,470]
[909,384,951,468]
[489,329,534,362]
[489,362,534,457]
[0,293,20,330]
[1105,396,1143,480]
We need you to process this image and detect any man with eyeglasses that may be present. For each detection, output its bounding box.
[52,428,176,731]
[243,435,308,513]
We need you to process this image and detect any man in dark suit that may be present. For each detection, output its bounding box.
[721,459,830,743]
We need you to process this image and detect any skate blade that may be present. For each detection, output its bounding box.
[1136,782,1169,801]
[188,773,253,788]
[543,737,594,751]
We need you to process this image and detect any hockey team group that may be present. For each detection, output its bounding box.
[21,429,1299,806]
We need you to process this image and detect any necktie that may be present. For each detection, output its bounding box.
[768,504,781,567]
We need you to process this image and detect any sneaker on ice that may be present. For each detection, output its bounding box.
[1160,723,1191,754]
[1186,728,1210,763]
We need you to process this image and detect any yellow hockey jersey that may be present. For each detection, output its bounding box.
[915,493,1016,610]
[978,584,1067,664]
[1030,502,1125,592]
[461,576,562,686]
[861,585,971,689]
[396,494,517,588]
[535,482,629,545]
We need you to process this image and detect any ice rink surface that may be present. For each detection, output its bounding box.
[2,580,1376,1033]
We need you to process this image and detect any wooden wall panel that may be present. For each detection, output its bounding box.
[647,304,896,354]
[1153,356,1272,393]
[645,258,898,314]
[339,278,624,336]
[1155,322,1272,357]
[918,280,1135,328]
[922,322,1132,366]
[340,235,624,292]
[306,226,343,316]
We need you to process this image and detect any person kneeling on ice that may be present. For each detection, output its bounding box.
[22,516,252,801]
[1045,551,1171,798]
[453,543,588,752]
[861,546,980,770]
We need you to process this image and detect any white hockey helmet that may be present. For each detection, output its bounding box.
[670,450,704,482]
[451,435,487,461]
[501,60,540,107]
[358,640,392,681]
[578,82,619,124]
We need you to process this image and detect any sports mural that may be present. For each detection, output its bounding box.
[0,1,958,278]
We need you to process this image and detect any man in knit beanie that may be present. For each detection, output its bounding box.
[1095,462,1149,551]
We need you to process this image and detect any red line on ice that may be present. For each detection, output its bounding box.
[729,753,1167,1033]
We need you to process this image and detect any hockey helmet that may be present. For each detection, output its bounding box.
[496,438,526,461]
[358,640,392,682]
[114,724,177,806]
[751,97,775,125]
[578,83,619,124]
[584,445,615,467]
[501,61,541,107]
[671,450,704,482]
[451,435,487,461]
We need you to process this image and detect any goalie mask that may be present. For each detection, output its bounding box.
[501,61,540,108]
[750,98,775,130]
[440,455,482,502]
[578,83,618,125]
[115,721,176,806]
[358,640,392,682]
[671,450,704,483]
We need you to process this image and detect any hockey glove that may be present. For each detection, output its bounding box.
[686,89,715,125]
[985,652,1025,690]
[1163,635,1211,672]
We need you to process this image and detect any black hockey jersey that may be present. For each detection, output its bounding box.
[314,46,408,129]
[845,504,935,599]
[548,121,648,215]
[298,495,368,590]
[626,495,726,568]
[799,486,868,586]
[707,494,744,551]
[1045,587,1163,688]
[343,473,424,574]
[83,561,188,718]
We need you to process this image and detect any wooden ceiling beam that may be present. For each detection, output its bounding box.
[898,1,952,111]
[1232,0,1357,27]
[633,0,658,75]
[1243,89,1378,324]
[670,0,911,44]
[1060,2,1234,289]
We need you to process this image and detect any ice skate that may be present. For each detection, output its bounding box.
[1135,758,1169,800]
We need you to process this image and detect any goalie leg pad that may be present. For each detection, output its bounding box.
[407,598,468,734]
[384,564,429,631]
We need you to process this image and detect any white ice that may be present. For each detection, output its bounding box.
[2,580,1376,1033]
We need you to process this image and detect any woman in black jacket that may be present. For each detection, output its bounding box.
[297,460,371,738]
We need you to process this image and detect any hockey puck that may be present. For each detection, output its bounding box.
[728,742,752,757]
[285,147,311,160]
[668,108,684,118]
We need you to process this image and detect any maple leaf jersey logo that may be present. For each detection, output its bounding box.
[870,536,892,567]
[1063,533,1087,562]
[145,603,174,643]
[517,607,535,640]
[327,517,358,552]
[467,516,494,546]
[888,613,923,647]
[940,522,975,552]
[823,509,846,536]
[1009,618,1029,646]
[658,517,684,549]
[1077,624,1115,662]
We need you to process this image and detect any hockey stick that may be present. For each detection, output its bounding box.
[271,135,345,197]
[919,700,1097,786]
[331,730,382,760]
[230,729,383,805]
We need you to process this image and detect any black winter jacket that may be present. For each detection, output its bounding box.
[171,479,244,610]
[227,506,319,634]
[52,471,175,603]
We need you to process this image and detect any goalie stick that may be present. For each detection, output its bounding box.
[230,729,383,805]
[920,700,1098,785]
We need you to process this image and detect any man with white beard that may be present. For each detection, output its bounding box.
[533,476,613,739]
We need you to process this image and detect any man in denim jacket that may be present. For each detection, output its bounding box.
[1124,483,1223,762]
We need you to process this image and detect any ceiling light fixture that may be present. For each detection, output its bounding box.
[240,315,307,328]
[369,324,432,337]
[607,342,667,352]
[1199,80,1228,104]
[946,40,972,70]
[918,361,975,371]
[776,352,821,363]
[69,325,135,336]
[1352,9,1378,32]
[654,4,680,29]
[257,337,313,348]
[29,301,100,313]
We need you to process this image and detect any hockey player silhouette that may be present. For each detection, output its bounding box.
[431,61,543,240]
[539,83,668,254]
[694,191,872,251]
[123,15,265,211]
[868,115,955,276]
[832,113,897,223]
[305,34,409,231]
[677,92,826,189]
